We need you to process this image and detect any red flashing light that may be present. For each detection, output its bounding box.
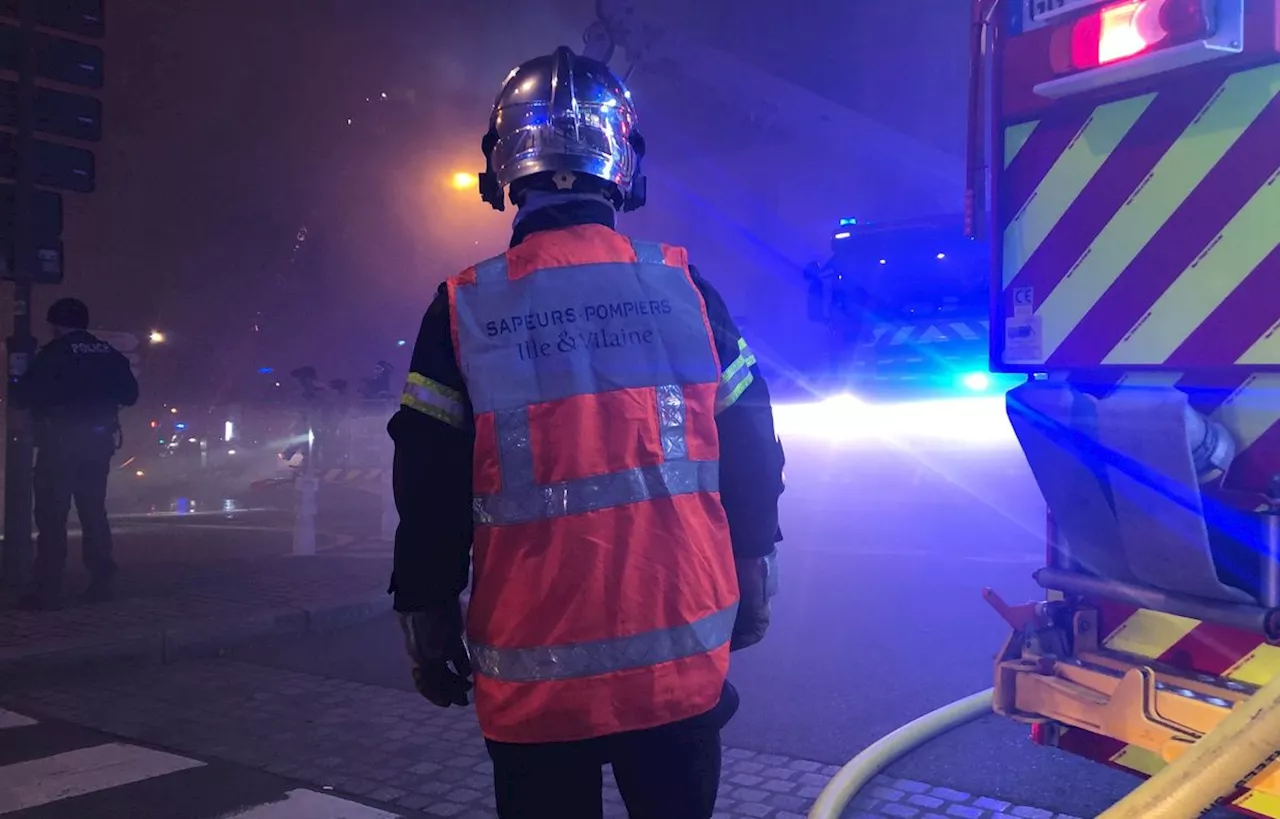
[1067,0,1212,72]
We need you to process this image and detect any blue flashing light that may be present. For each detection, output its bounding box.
[258,367,274,374]
[961,372,992,392]
[175,422,188,430]
[834,231,852,240]
[839,217,859,226]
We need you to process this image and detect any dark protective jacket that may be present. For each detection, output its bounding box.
[388,200,785,612]
[13,330,139,447]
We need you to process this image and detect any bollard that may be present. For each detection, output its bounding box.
[293,473,319,556]
[380,467,398,542]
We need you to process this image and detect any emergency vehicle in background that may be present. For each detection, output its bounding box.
[971,0,1280,814]
[808,214,1000,396]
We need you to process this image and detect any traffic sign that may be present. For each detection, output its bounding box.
[0,132,94,192]
[0,184,61,235]
[0,0,105,39]
[0,242,61,282]
[0,183,62,283]
[0,26,104,89]
[0,81,103,142]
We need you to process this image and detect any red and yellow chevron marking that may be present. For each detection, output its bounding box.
[1052,601,1280,815]
[998,61,1280,373]
[1059,730,1280,818]
[866,320,990,349]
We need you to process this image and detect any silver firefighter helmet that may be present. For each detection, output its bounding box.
[479,46,646,212]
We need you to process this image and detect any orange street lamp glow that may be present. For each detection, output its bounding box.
[149,330,166,344]
[450,172,477,191]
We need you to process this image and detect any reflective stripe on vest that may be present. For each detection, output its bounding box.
[716,337,756,414]
[453,239,723,528]
[401,372,468,427]
[470,602,738,683]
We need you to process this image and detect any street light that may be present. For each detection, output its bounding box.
[450,172,477,191]
[149,330,166,344]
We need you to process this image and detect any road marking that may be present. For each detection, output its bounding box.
[0,711,35,730]
[0,742,204,813]
[0,742,205,814]
[216,788,401,818]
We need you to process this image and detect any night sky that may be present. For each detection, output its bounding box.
[28,0,968,404]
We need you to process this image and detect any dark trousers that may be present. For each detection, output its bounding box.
[486,713,723,819]
[33,448,116,594]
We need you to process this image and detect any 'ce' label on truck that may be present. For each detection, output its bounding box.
[1012,287,1034,316]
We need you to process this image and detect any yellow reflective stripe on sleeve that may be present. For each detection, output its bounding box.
[716,337,757,414]
[401,372,466,427]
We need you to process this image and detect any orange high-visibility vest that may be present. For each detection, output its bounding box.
[446,223,740,745]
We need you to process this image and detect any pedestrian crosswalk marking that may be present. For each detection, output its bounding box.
[0,721,406,818]
[0,742,205,814]
[0,711,35,730]
[216,788,401,818]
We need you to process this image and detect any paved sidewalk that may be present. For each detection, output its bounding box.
[0,554,392,676]
[1,658,1084,819]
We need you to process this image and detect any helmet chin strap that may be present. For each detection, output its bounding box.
[514,190,617,227]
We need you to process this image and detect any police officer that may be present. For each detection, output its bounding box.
[389,47,785,818]
[360,360,394,400]
[13,298,139,609]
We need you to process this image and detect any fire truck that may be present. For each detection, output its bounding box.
[973,0,1280,813]
[809,214,999,396]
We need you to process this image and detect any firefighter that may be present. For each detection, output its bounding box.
[388,47,784,818]
[13,298,139,610]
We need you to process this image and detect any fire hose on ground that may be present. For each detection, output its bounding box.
[806,689,994,819]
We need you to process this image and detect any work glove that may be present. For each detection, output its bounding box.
[399,599,473,708]
[731,550,779,652]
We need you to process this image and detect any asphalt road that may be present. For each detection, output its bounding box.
[208,400,1149,817]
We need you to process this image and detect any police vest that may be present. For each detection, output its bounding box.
[447,223,739,744]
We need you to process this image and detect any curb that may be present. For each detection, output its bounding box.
[0,593,393,678]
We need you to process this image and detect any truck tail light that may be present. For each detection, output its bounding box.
[1068,0,1214,71]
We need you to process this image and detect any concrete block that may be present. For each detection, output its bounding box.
[895,779,933,794]
[930,787,972,803]
[304,595,392,633]
[162,608,305,662]
[975,797,1013,812]
[0,633,164,677]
